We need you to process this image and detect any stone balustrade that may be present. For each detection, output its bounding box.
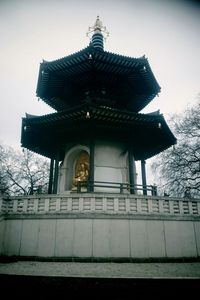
[1,194,200,260]
[1,194,200,216]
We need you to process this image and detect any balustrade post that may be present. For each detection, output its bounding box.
[158,199,164,213]
[44,198,50,212]
[179,200,184,214]
[102,197,107,212]
[126,198,130,213]
[67,197,72,211]
[197,202,200,215]
[114,198,118,212]
[56,198,61,212]
[136,198,142,213]
[151,185,157,196]
[188,201,193,214]
[34,198,38,213]
[91,197,95,212]
[13,199,18,213]
[148,198,153,213]
[79,197,84,211]
[0,197,3,213]
[169,200,174,214]
[23,199,28,213]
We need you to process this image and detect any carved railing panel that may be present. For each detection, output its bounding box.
[1,195,200,216]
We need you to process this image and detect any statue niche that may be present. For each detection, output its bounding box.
[72,151,89,191]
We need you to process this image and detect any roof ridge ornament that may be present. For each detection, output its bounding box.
[87,16,109,38]
[86,16,109,50]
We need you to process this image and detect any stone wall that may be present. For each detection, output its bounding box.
[0,218,200,259]
[0,194,200,260]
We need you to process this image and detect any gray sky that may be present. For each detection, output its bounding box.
[0,0,200,183]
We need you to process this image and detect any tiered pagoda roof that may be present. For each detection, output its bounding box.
[36,46,160,112]
[21,103,176,160]
[21,16,176,160]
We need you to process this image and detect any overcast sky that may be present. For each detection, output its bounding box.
[0,0,200,183]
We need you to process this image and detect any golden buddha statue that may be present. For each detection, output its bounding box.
[72,163,89,191]
[72,151,89,191]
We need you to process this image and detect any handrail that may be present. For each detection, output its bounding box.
[76,180,157,196]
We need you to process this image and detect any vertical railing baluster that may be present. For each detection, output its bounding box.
[79,197,84,211]
[197,202,200,215]
[169,200,174,214]
[0,198,3,213]
[114,198,118,212]
[44,198,49,213]
[148,198,153,213]
[68,197,72,212]
[56,198,61,212]
[34,198,38,213]
[158,199,164,214]
[179,200,184,214]
[13,199,18,213]
[23,199,28,213]
[188,201,193,215]
[126,198,130,213]
[136,198,142,213]
[91,197,95,212]
[103,197,106,212]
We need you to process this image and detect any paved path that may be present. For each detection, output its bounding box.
[0,261,200,278]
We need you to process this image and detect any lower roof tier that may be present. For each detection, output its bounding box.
[21,103,176,160]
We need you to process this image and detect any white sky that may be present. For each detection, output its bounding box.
[0,0,200,184]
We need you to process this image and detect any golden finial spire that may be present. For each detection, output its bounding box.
[86,16,109,40]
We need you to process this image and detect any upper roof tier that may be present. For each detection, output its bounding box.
[36,17,161,113]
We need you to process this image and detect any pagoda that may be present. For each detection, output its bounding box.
[2,17,199,263]
[21,16,176,195]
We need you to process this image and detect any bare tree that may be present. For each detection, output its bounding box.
[0,144,49,196]
[152,97,200,198]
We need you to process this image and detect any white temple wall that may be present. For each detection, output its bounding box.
[94,140,128,182]
[1,217,200,259]
[94,140,132,192]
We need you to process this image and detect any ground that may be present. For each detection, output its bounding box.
[0,261,200,299]
[0,261,200,278]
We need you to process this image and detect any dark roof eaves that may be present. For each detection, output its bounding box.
[40,45,147,71]
[24,103,164,126]
[40,46,91,71]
